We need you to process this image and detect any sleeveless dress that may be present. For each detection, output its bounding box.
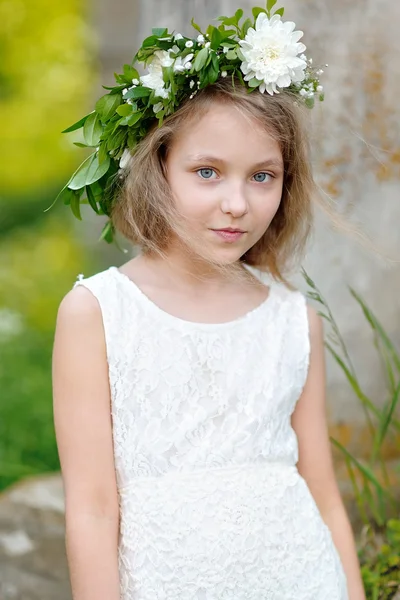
[73,265,348,600]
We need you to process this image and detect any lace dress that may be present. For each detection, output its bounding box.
[74,265,348,600]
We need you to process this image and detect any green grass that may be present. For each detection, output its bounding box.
[0,328,60,491]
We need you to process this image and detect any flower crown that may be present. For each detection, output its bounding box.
[51,0,326,244]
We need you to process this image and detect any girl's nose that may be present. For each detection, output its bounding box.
[220,181,248,217]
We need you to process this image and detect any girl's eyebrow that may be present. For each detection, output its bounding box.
[185,154,284,170]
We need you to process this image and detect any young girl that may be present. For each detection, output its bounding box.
[52,5,366,599]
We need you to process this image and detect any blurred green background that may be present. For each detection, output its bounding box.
[0,0,109,491]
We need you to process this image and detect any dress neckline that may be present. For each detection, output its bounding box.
[109,265,276,331]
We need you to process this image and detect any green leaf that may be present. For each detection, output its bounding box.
[58,185,74,206]
[95,93,122,121]
[236,48,246,62]
[152,27,168,37]
[252,6,266,19]
[208,64,219,85]
[142,35,158,48]
[127,86,152,99]
[194,47,209,71]
[73,142,89,148]
[226,49,238,60]
[266,0,278,12]
[210,27,223,50]
[61,112,93,134]
[107,129,127,151]
[67,154,97,190]
[99,220,114,243]
[235,8,244,24]
[83,112,103,146]
[305,96,315,109]
[191,17,203,34]
[274,7,284,17]
[86,154,111,186]
[162,65,174,84]
[116,103,133,117]
[85,184,100,214]
[70,190,82,220]
[217,16,238,28]
[123,64,140,81]
[127,112,142,126]
[248,77,261,88]
[241,18,253,37]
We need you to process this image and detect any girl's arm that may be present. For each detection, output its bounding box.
[291,305,366,600]
[52,286,121,600]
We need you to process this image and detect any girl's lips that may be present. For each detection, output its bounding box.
[211,229,246,242]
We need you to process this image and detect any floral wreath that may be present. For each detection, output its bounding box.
[50,0,326,244]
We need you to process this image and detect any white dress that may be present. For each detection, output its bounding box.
[74,265,348,600]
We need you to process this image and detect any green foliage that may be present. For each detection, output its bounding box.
[302,270,400,596]
[358,520,400,599]
[0,216,94,491]
[0,0,96,197]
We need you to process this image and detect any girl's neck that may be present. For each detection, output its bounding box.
[139,249,250,293]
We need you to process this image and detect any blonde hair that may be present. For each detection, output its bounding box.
[111,77,316,285]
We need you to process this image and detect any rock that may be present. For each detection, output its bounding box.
[0,474,71,600]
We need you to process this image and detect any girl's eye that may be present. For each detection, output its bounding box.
[197,168,216,180]
[253,172,272,183]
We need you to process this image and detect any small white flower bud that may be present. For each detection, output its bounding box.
[122,88,128,95]
[185,61,193,70]
[189,80,195,89]
[205,41,211,48]
[308,58,313,65]
[197,34,205,43]
[174,33,183,40]
[185,40,194,48]
[325,63,329,67]
[221,71,227,78]
[299,89,307,97]
[132,78,140,86]
[316,85,323,92]
[223,46,229,54]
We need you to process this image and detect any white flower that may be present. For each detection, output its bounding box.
[140,50,174,99]
[122,87,128,95]
[223,46,229,54]
[197,34,205,43]
[239,13,307,95]
[185,40,194,48]
[119,148,132,169]
[221,71,228,78]
[174,33,183,40]
[185,61,193,70]
[316,85,323,92]
[153,102,164,114]
[173,53,194,73]
[132,78,140,85]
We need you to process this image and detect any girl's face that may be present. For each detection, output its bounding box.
[165,101,284,265]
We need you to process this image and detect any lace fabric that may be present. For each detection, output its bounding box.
[73,265,348,600]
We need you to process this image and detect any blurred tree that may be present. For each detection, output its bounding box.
[0,0,97,221]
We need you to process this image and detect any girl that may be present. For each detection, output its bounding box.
[52,6,366,599]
